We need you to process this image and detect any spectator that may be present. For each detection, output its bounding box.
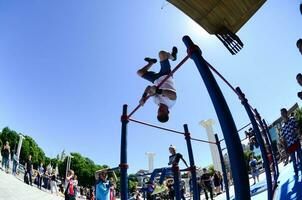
[74,175,79,197]
[218,171,224,192]
[95,170,111,200]
[89,187,95,200]
[38,163,44,189]
[200,168,214,200]
[24,155,33,186]
[109,177,116,200]
[280,108,302,176]
[249,155,259,185]
[213,171,222,195]
[1,141,10,173]
[65,169,76,200]
[50,170,58,195]
[12,153,18,176]
[166,179,174,200]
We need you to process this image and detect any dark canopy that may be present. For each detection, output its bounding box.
[168,0,266,34]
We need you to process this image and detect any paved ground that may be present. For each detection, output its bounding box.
[0,162,301,200]
[0,170,64,200]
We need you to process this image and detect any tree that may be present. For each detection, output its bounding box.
[208,164,215,175]
[0,127,19,156]
[58,152,108,187]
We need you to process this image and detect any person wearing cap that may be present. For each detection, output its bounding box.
[95,169,117,200]
[137,47,178,123]
[95,170,110,200]
[297,39,302,55]
[148,145,188,195]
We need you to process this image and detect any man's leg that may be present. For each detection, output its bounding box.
[29,171,33,185]
[159,168,168,184]
[296,148,302,171]
[137,60,158,83]
[149,168,163,183]
[290,152,298,175]
[207,184,214,200]
[204,187,209,200]
[157,48,177,77]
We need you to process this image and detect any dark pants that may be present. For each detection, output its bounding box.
[25,170,32,185]
[180,189,186,200]
[204,183,213,200]
[142,59,171,83]
[38,175,43,189]
[149,167,173,184]
[12,161,18,175]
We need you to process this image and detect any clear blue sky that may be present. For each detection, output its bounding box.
[0,1,301,173]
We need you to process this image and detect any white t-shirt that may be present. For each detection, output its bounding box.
[153,75,176,109]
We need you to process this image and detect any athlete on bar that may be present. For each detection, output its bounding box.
[137,47,178,123]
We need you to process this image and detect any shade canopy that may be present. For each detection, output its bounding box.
[168,0,266,34]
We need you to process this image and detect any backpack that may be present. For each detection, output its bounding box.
[67,179,75,196]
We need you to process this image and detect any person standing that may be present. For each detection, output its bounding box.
[65,170,76,200]
[249,156,259,185]
[12,153,18,176]
[50,170,58,195]
[95,170,111,200]
[24,155,33,185]
[1,141,10,173]
[280,108,302,176]
[38,163,44,189]
[200,168,214,200]
[213,171,222,195]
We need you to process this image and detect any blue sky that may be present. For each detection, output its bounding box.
[0,1,301,173]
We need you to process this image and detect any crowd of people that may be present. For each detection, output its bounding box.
[0,151,85,200]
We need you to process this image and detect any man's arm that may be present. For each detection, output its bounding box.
[139,86,152,106]
[181,157,189,168]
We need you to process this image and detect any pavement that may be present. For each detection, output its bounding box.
[0,161,301,200]
[0,170,64,200]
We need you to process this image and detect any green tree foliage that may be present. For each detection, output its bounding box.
[0,127,19,155]
[20,136,45,167]
[0,127,125,188]
[58,152,109,187]
[208,164,215,175]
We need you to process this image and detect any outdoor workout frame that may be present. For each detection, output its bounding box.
[120,36,278,200]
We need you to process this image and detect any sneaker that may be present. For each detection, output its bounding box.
[171,46,178,61]
[144,57,157,64]
[151,184,167,195]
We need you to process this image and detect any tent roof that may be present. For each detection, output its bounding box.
[168,0,266,34]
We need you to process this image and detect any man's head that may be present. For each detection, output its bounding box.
[296,73,302,86]
[99,171,108,181]
[28,155,32,160]
[67,169,74,177]
[280,108,288,119]
[250,155,254,160]
[297,39,302,55]
[202,168,207,173]
[157,104,169,123]
[5,141,9,146]
[169,145,176,154]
